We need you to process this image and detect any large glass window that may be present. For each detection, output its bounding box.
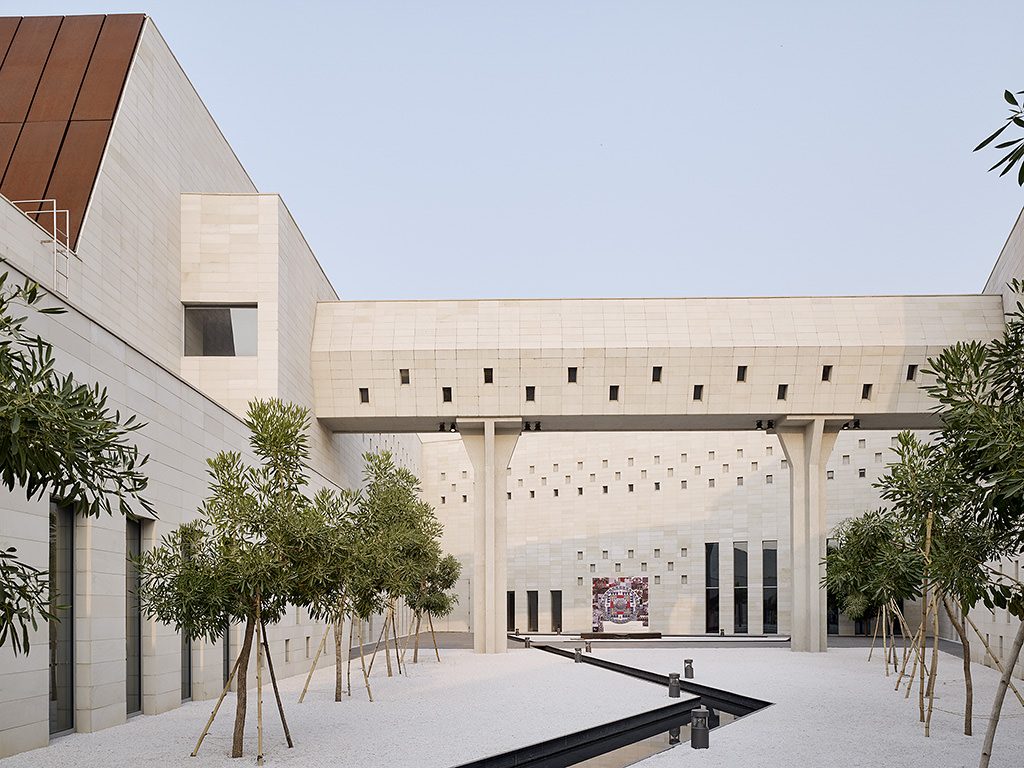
[183,305,257,357]
[49,502,74,734]
[181,634,192,701]
[126,520,142,715]
[705,542,719,634]
[763,540,778,634]
[734,541,748,634]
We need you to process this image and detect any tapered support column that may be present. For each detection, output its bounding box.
[775,416,847,652]
[460,419,521,654]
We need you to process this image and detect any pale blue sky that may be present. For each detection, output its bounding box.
[18,1,1024,299]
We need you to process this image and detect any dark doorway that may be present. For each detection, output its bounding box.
[49,502,74,734]
[506,591,516,632]
[527,590,539,633]
[125,519,142,715]
[550,590,562,632]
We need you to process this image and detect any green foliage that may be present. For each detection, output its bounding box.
[0,547,56,655]
[824,509,923,620]
[975,90,1024,185]
[925,280,1024,559]
[408,553,462,619]
[138,399,343,639]
[0,271,152,655]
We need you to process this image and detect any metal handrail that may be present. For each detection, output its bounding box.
[11,199,72,296]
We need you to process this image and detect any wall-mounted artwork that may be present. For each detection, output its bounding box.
[592,576,649,632]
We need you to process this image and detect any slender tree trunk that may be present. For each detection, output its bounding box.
[413,613,422,663]
[924,595,940,736]
[346,616,355,697]
[429,612,441,661]
[358,618,374,702]
[334,618,344,702]
[941,595,973,736]
[256,604,265,765]
[260,621,293,748]
[391,603,403,675]
[979,619,1024,768]
[231,615,257,759]
[964,612,1024,707]
[920,510,935,726]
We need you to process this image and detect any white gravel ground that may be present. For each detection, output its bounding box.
[612,646,1024,768]
[0,647,673,768]
[6,644,1021,768]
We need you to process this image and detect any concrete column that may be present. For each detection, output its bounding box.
[460,418,521,654]
[775,416,846,652]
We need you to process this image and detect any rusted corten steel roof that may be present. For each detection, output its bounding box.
[0,14,144,249]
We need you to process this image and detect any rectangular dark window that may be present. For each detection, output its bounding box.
[777,384,788,401]
[183,305,257,356]
[734,541,748,634]
[126,519,142,715]
[442,386,453,402]
[49,502,74,734]
[568,366,578,383]
[737,365,747,382]
[906,364,918,382]
[359,387,370,403]
[821,364,832,382]
[527,590,539,633]
[483,368,494,384]
[181,633,192,701]
[652,366,662,383]
[507,591,516,632]
[705,542,719,634]
[862,383,873,400]
[223,626,232,686]
[609,385,619,401]
[399,368,410,385]
[693,384,704,401]
[763,540,778,634]
[525,386,535,401]
[550,590,562,632]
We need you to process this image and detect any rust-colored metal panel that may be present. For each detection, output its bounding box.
[0,16,61,123]
[0,122,19,179]
[43,119,111,247]
[71,14,144,121]
[28,15,104,123]
[0,120,64,203]
[0,17,21,66]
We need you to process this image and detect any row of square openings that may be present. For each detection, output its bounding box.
[439,463,874,502]
[358,364,921,404]
[577,574,686,586]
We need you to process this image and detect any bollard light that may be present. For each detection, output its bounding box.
[668,672,681,698]
[719,628,725,637]
[585,641,592,653]
[524,637,532,648]
[684,659,694,679]
[669,724,681,745]
[515,627,520,635]
[690,707,710,750]
[574,648,583,663]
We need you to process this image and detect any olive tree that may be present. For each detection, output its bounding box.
[138,398,338,759]
[0,273,152,655]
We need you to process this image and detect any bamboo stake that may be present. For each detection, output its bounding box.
[892,603,925,692]
[964,613,1024,707]
[256,605,265,766]
[358,618,374,702]
[413,613,422,664]
[367,614,389,677]
[261,621,293,748]
[428,612,441,661]
[881,604,890,677]
[191,647,243,756]
[298,624,331,703]
[867,613,881,662]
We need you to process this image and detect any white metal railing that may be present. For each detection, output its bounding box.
[11,199,72,296]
